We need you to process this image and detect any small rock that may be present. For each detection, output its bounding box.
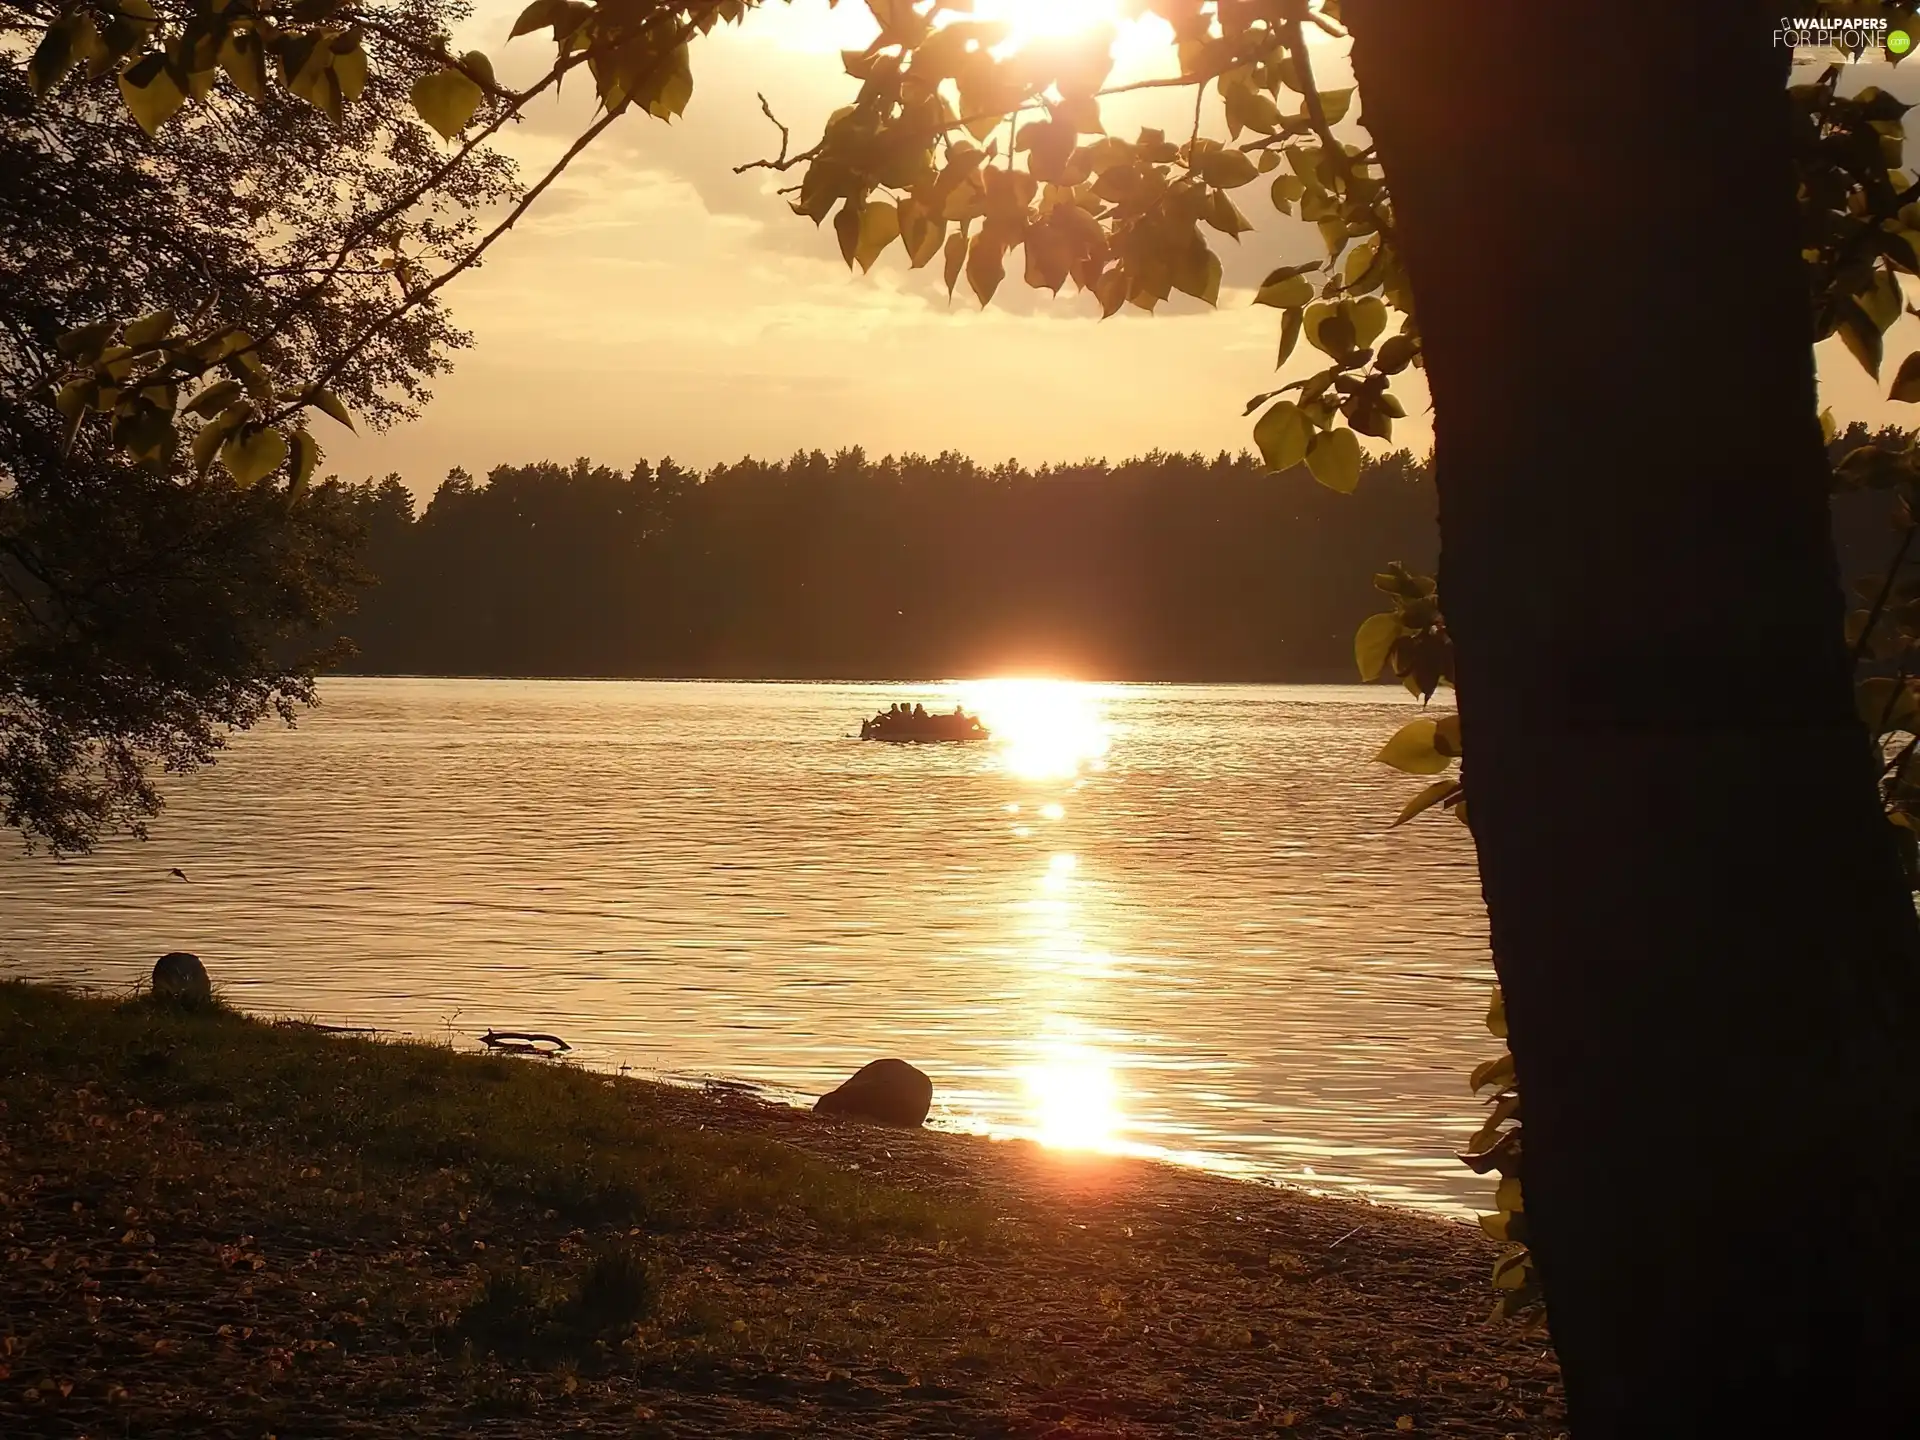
[813,1058,932,1127]
[151,951,211,1002]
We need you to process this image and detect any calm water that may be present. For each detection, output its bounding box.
[0,678,1499,1214]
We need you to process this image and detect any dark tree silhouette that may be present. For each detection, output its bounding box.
[1348,1,1920,1430]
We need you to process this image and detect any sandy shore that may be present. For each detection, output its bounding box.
[0,983,1564,1436]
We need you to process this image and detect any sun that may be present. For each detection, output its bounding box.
[967,0,1124,44]
[956,677,1111,780]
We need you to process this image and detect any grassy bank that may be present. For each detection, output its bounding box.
[0,982,1564,1437]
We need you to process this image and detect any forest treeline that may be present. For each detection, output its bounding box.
[335,432,1906,681]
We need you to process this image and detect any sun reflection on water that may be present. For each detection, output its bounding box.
[1021,1042,1125,1152]
[958,678,1112,781]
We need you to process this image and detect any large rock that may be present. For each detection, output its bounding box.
[813,1059,932,1127]
[151,951,211,1002]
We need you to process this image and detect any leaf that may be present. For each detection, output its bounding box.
[1306,426,1362,493]
[1276,307,1302,368]
[310,389,354,430]
[288,429,318,496]
[1486,986,1507,1038]
[218,32,267,101]
[185,379,243,417]
[1494,1175,1523,1214]
[220,424,287,487]
[1252,400,1310,472]
[1255,274,1315,309]
[119,52,186,136]
[942,230,968,298]
[1355,612,1401,681]
[1375,717,1448,775]
[192,404,250,478]
[966,232,1004,306]
[1393,777,1460,827]
[854,200,900,272]
[1820,406,1838,445]
[834,200,862,266]
[1837,297,1884,379]
[411,67,483,139]
[1433,712,1462,757]
[56,321,116,364]
[30,16,81,95]
[511,0,566,37]
[1199,149,1259,189]
[123,308,174,350]
[334,41,368,103]
[1470,1053,1515,1094]
[1893,350,1920,402]
[1349,295,1388,349]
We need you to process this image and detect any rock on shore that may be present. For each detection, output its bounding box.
[814,1058,933,1126]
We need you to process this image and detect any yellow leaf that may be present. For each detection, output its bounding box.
[119,53,186,136]
[1306,426,1362,493]
[192,404,250,478]
[1252,399,1309,472]
[1375,717,1448,775]
[1486,985,1506,1038]
[1469,1052,1514,1094]
[220,424,287,487]
[854,200,900,273]
[410,67,483,140]
[943,230,967,298]
[1350,294,1388,349]
[1820,406,1838,444]
[1354,611,1401,681]
[1495,1175,1523,1213]
[1433,712,1462,757]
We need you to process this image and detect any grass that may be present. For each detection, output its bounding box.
[0,980,979,1244]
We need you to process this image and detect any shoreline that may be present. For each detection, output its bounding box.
[1,981,1564,1436]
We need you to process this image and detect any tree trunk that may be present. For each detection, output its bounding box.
[1344,1,1920,1430]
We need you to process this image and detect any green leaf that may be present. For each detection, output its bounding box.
[310,388,354,430]
[1375,716,1449,775]
[193,403,250,478]
[1306,426,1362,493]
[185,379,243,417]
[1252,400,1310,472]
[56,321,117,364]
[410,67,483,139]
[1374,332,1418,375]
[218,32,267,101]
[334,41,367,101]
[1394,777,1461,827]
[1255,274,1315,309]
[1486,986,1506,1038]
[1892,350,1920,402]
[220,424,287,487]
[511,0,566,37]
[942,229,968,299]
[123,308,174,350]
[119,51,186,136]
[1837,296,1884,379]
[1349,295,1388,349]
[1276,307,1302,368]
[1354,611,1401,680]
[288,428,318,496]
[1199,149,1259,189]
[30,16,81,95]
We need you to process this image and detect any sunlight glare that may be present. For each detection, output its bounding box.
[1022,1045,1125,1151]
[960,678,1111,780]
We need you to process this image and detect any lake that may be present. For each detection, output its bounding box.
[0,677,1499,1215]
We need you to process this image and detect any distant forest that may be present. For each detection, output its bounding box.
[334,431,1907,681]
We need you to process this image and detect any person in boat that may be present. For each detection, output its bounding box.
[912,702,927,719]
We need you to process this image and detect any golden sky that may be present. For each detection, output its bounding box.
[320,4,1920,491]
